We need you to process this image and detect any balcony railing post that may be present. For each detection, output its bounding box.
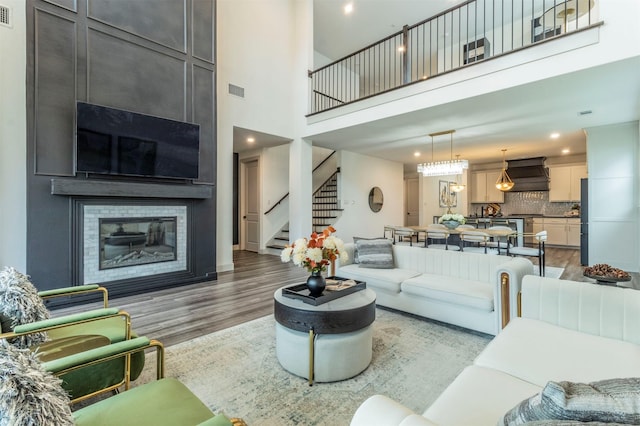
[402,25,410,85]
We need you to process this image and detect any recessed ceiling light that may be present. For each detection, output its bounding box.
[414,151,420,157]
[247,137,255,143]
[343,2,353,14]
[562,148,570,154]
[550,132,560,139]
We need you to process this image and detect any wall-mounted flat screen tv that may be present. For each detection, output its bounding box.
[76,102,200,180]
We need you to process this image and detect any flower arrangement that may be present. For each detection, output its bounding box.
[280,226,348,273]
[438,213,466,224]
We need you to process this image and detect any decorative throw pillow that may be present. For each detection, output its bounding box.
[352,237,381,263]
[0,267,50,348]
[356,238,394,269]
[499,378,640,426]
[0,340,74,426]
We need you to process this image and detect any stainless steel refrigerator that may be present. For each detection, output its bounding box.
[580,178,589,265]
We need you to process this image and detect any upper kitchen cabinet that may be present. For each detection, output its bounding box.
[549,165,588,202]
[471,170,504,203]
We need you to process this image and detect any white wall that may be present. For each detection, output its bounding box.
[585,121,639,272]
[216,0,312,271]
[420,171,469,225]
[260,144,290,249]
[332,150,404,242]
[0,0,27,270]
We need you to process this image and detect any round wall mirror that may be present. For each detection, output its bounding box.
[368,187,383,212]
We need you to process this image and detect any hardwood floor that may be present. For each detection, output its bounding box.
[53,250,309,347]
[51,247,621,348]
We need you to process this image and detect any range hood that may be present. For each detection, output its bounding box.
[506,157,549,192]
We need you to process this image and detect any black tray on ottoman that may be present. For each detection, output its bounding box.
[282,276,366,306]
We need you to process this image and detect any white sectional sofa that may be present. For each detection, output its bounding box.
[336,242,534,335]
[350,276,640,426]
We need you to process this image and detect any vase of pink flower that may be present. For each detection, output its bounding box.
[280,226,348,297]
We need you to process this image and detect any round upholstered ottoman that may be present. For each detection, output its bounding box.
[273,287,376,383]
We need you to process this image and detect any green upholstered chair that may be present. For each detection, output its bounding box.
[0,267,145,402]
[0,337,242,426]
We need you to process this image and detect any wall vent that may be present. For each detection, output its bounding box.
[0,5,11,28]
[228,83,245,98]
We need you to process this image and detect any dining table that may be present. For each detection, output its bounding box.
[408,225,517,250]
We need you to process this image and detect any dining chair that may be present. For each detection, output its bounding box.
[507,230,547,276]
[457,224,475,229]
[459,230,498,254]
[383,225,396,240]
[393,227,416,246]
[425,224,460,251]
[483,225,513,254]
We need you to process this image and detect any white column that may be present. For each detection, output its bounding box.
[288,138,313,239]
[288,0,314,239]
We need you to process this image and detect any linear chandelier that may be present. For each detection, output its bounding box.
[417,130,469,177]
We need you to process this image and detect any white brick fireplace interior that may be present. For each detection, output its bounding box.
[83,205,187,284]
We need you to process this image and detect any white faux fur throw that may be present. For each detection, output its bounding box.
[0,340,73,426]
[0,267,50,348]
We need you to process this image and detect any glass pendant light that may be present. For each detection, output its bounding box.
[449,155,466,192]
[496,149,515,192]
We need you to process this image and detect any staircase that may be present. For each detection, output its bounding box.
[266,171,343,252]
[266,225,290,252]
[312,173,342,233]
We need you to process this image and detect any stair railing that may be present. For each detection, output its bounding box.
[264,151,337,215]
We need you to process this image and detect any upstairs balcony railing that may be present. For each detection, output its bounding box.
[309,0,597,115]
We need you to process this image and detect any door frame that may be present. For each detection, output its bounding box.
[239,155,261,252]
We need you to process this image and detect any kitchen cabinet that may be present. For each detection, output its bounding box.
[471,170,504,203]
[534,217,580,247]
[549,165,587,202]
[567,219,581,247]
[532,218,544,235]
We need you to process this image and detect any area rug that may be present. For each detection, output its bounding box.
[135,308,491,425]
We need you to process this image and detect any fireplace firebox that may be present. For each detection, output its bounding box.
[100,217,177,270]
[82,204,188,285]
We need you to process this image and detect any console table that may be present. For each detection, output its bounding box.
[273,286,376,385]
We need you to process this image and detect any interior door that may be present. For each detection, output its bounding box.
[243,159,260,252]
[405,177,419,226]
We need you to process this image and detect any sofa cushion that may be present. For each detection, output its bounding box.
[401,274,494,312]
[422,365,542,426]
[355,238,394,269]
[474,317,640,387]
[337,264,420,294]
[499,378,640,425]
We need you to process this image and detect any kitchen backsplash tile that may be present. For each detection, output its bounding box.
[471,191,577,216]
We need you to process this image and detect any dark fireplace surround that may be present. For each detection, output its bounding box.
[42,179,216,304]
